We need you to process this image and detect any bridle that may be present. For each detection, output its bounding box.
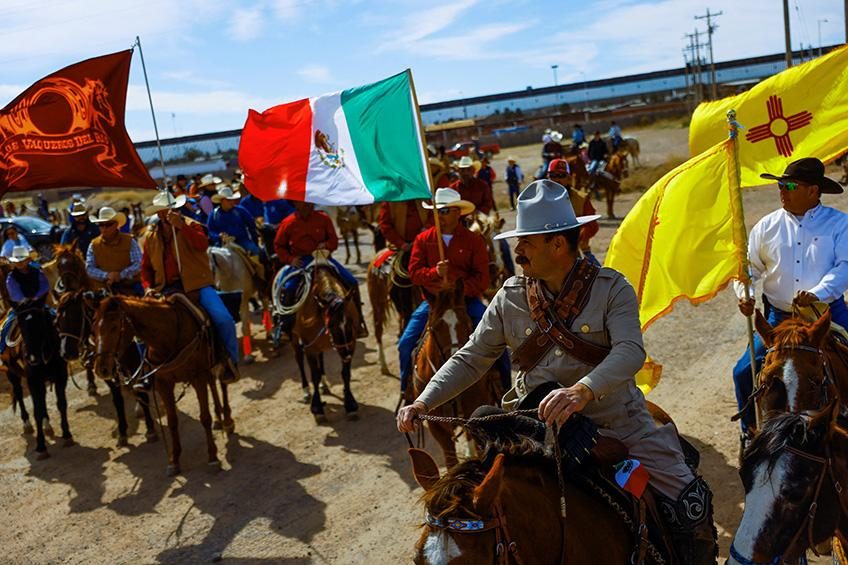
[423,503,527,565]
[762,343,835,408]
[56,292,92,350]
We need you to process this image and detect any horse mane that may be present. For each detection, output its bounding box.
[742,412,819,477]
[314,266,344,302]
[771,317,818,348]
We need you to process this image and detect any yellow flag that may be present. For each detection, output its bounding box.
[606,138,748,393]
[689,45,848,187]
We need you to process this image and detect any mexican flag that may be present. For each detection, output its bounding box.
[239,70,433,205]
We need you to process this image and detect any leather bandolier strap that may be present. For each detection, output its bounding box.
[512,259,610,372]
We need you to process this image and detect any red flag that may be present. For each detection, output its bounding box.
[0,50,156,195]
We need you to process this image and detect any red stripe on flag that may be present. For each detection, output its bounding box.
[239,98,312,202]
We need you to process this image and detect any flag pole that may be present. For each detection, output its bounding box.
[407,69,447,283]
[134,36,182,271]
[727,108,760,430]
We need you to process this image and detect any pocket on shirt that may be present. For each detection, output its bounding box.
[808,235,835,266]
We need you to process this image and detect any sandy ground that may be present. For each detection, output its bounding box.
[1,126,845,564]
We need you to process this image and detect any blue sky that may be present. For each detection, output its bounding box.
[1,0,844,141]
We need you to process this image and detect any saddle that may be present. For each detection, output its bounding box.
[165,292,211,331]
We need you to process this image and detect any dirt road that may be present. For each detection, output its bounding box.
[2,130,844,563]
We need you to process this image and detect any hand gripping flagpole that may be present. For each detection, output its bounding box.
[727,109,760,430]
[134,35,181,271]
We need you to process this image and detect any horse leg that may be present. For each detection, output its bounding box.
[208,376,224,430]
[192,377,219,470]
[319,352,329,394]
[9,370,32,434]
[343,233,351,264]
[353,230,361,264]
[86,365,97,397]
[427,421,459,469]
[219,380,234,434]
[53,364,74,446]
[308,353,326,423]
[107,379,130,447]
[293,340,309,403]
[135,390,158,442]
[605,182,615,219]
[340,347,359,420]
[158,381,182,476]
[27,373,49,458]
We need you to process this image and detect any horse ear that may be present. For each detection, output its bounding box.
[808,308,832,345]
[473,454,505,515]
[408,448,440,490]
[754,309,775,346]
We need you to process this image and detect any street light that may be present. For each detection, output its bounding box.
[459,90,468,120]
[551,64,559,87]
[818,18,828,57]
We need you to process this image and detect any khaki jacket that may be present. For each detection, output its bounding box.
[145,219,214,293]
[416,268,654,439]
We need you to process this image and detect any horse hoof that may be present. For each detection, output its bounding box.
[43,422,55,438]
[62,437,76,448]
[166,464,181,477]
[116,436,129,448]
[212,420,223,430]
[242,354,255,365]
[207,460,222,471]
[87,386,97,397]
[346,411,359,421]
[301,389,310,404]
[35,450,50,460]
[145,432,158,443]
[320,382,331,394]
[22,421,33,435]
[313,413,328,424]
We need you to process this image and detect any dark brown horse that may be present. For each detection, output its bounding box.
[409,445,666,564]
[92,296,233,475]
[291,262,360,423]
[366,248,419,375]
[413,283,504,468]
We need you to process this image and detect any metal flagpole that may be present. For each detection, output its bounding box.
[726,109,760,430]
[134,35,182,270]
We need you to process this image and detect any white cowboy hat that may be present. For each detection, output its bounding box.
[198,174,222,189]
[457,156,474,169]
[69,202,87,217]
[90,206,127,228]
[422,187,475,216]
[211,184,242,203]
[149,191,187,212]
[507,156,517,163]
[494,180,600,240]
[551,131,564,143]
[8,245,31,263]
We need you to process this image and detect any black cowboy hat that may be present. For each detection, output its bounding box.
[760,157,844,194]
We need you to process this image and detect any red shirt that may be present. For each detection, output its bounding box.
[378,202,431,249]
[409,224,490,297]
[451,178,494,214]
[274,210,338,265]
[141,221,209,288]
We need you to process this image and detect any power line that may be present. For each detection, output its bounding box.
[695,8,722,100]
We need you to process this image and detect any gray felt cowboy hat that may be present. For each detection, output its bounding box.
[494,179,601,240]
[760,157,843,194]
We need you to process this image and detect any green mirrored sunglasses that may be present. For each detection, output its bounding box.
[777,180,801,191]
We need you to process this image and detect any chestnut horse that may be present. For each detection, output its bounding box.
[366,248,419,375]
[467,212,508,301]
[729,404,848,564]
[92,296,233,475]
[409,446,667,564]
[335,205,379,264]
[291,262,360,422]
[413,283,504,468]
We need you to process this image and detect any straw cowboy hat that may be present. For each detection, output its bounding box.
[760,157,844,194]
[69,202,87,217]
[494,180,600,240]
[198,174,222,189]
[551,131,564,143]
[211,184,242,203]
[422,187,475,216]
[8,245,31,264]
[507,156,517,163]
[457,156,474,169]
[149,191,187,213]
[90,206,127,228]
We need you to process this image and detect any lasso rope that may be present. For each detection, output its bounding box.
[389,250,413,288]
[272,267,311,315]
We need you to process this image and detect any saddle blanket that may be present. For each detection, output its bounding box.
[373,248,395,270]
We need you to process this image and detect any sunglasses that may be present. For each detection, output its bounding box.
[437,208,456,216]
[777,180,804,191]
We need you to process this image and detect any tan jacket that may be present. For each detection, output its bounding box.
[145,219,214,293]
[416,268,654,439]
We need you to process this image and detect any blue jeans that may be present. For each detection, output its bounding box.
[732,296,848,432]
[198,285,238,363]
[237,239,261,256]
[588,160,603,175]
[398,297,511,392]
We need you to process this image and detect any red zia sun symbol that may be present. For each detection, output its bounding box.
[745,95,813,158]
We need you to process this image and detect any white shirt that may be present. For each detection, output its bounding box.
[734,203,848,311]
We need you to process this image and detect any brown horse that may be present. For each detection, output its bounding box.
[408,445,666,563]
[291,262,360,422]
[467,213,508,301]
[92,296,233,475]
[336,205,378,264]
[413,283,504,468]
[366,248,419,375]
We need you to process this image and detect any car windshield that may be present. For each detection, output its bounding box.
[12,217,52,233]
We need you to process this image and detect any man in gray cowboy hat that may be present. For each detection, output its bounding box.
[397,180,717,564]
[732,157,848,440]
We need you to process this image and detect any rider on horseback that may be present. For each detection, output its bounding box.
[273,201,367,337]
[378,199,430,253]
[547,159,600,266]
[587,130,608,175]
[398,180,718,564]
[207,184,265,280]
[140,191,241,384]
[86,207,143,296]
[60,202,100,254]
[3,246,50,363]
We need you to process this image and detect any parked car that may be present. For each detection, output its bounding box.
[0,216,63,260]
[444,141,501,160]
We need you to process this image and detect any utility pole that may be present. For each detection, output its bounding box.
[845,0,848,43]
[817,19,828,56]
[685,32,700,105]
[783,0,793,68]
[551,64,559,87]
[682,49,692,114]
[685,30,707,105]
[695,8,722,100]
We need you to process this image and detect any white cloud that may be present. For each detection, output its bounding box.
[126,85,279,115]
[272,0,303,22]
[296,65,333,83]
[376,0,478,53]
[230,6,265,41]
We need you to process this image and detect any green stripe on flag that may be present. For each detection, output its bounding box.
[340,71,431,201]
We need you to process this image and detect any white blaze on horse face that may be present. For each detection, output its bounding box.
[422,531,462,565]
[782,358,801,411]
[443,310,460,354]
[731,457,790,561]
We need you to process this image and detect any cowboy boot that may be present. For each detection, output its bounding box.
[351,286,368,338]
[656,477,718,565]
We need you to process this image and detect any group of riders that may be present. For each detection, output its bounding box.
[2,128,846,562]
